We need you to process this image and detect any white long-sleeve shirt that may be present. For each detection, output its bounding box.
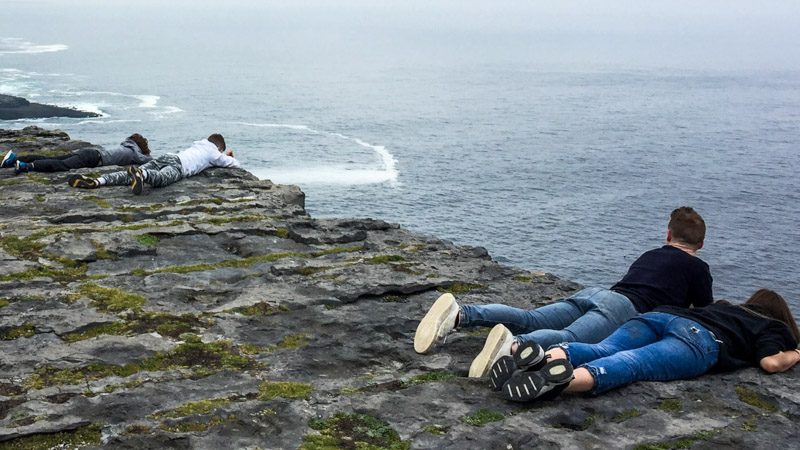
[176,139,240,177]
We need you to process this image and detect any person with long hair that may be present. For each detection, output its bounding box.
[3,134,151,174]
[67,134,238,195]
[416,207,713,379]
[491,288,800,402]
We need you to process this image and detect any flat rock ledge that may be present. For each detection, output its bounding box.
[0,126,797,449]
[0,95,100,121]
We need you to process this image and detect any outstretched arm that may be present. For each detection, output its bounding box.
[760,349,800,373]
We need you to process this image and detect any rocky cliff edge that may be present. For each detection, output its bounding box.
[0,127,797,449]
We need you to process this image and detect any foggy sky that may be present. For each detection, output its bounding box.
[3,0,800,70]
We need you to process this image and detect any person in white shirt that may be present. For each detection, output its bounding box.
[69,134,239,195]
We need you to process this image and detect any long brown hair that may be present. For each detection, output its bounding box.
[742,288,800,344]
[128,133,151,155]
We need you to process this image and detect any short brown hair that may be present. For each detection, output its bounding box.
[207,133,226,152]
[128,133,150,155]
[668,206,705,248]
[743,288,800,344]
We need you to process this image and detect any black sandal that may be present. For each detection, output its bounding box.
[501,358,574,402]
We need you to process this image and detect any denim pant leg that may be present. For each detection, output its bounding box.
[460,301,584,336]
[143,154,183,188]
[562,313,720,395]
[516,288,637,348]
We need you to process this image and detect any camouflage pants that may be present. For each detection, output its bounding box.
[102,154,183,188]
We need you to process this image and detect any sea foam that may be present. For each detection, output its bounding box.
[235,122,399,185]
[0,38,68,55]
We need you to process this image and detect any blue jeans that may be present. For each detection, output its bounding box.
[459,287,638,348]
[557,312,720,395]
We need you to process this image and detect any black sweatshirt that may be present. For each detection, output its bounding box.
[656,303,798,372]
[612,245,713,313]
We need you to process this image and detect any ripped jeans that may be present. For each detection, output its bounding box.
[555,312,720,395]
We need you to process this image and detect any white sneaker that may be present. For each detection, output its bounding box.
[469,324,515,378]
[414,293,459,354]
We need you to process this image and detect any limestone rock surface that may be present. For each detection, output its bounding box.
[0,127,797,449]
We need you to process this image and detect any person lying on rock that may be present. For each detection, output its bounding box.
[490,288,800,402]
[2,133,151,175]
[415,206,713,378]
[67,133,239,195]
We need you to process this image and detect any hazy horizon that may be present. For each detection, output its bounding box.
[2,0,800,71]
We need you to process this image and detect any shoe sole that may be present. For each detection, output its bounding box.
[1,151,13,168]
[489,341,548,391]
[502,359,573,402]
[469,324,511,378]
[489,355,517,390]
[514,341,546,370]
[128,167,143,195]
[414,293,456,354]
[68,175,96,189]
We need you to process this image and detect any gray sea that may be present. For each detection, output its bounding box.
[2,2,800,311]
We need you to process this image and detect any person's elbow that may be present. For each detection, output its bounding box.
[760,358,782,373]
[759,353,795,373]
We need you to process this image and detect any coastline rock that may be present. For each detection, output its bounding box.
[0,94,100,120]
[0,127,797,449]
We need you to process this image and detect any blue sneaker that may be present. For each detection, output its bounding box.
[1,151,16,168]
[14,160,30,175]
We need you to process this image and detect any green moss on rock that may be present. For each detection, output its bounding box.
[135,233,160,247]
[612,409,641,423]
[658,398,683,413]
[227,302,289,316]
[122,424,151,435]
[404,371,456,386]
[25,173,53,185]
[150,397,232,419]
[437,282,488,295]
[69,283,146,312]
[2,322,35,340]
[461,409,504,427]
[0,423,102,450]
[258,381,313,401]
[633,429,722,450]
[735,385,777,412]
[63,311,212,342]
[301,412,409,450]
[82,196,111,208]
[422,424,448,435]
[24,339,259,389]
[160,414,236,433]
[297,266,334,275]
[268,333,309,351]
[0,264,88,282]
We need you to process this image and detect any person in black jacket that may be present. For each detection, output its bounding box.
[415,206,713,379]
[491,288,800,402]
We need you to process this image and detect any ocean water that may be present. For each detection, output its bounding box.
[2,2,800,312]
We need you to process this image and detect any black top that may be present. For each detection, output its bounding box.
[612,245,713,313]
[656,303,798,371]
